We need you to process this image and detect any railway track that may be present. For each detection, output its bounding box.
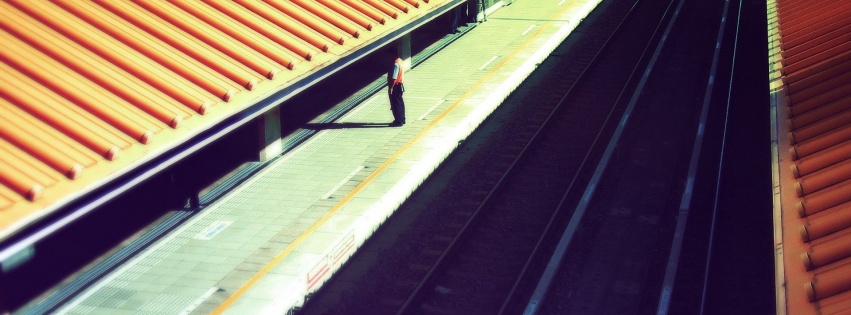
[395,0,680,314]
[297,0,695,313]
[528,0,731,313]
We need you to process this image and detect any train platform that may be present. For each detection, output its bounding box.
[36,1,601,314]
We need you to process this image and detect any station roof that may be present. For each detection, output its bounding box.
[772,0,851,313]
[0,0,455,243]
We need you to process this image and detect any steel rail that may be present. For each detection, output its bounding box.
[699,0,742,314]
[654,0,734,313]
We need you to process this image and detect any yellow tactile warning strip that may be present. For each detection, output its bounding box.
[0,0,448,241]
[771,0,851,313]
[210,5,573,313]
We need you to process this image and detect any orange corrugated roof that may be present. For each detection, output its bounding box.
[0,0,448,241]
[772,0,851,313]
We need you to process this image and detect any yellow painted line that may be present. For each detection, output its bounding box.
[212,3,572,313]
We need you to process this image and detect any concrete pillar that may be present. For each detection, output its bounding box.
[397,33,412,71]
[257,106,283,162]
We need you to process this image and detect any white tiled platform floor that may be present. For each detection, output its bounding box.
[51,1,602,314]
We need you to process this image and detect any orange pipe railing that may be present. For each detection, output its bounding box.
[384,0,411,12]
[777,0,829,25]
[0,148,52,196]
[0,114,83,180]
[789,127,851,160]
[0,62,145,153]
[787,72,851,106]
[782,43,851,76]
[784,71,851,102]
[7,0,208,123]
[801,201,851,242]
[0,13,207,120]
[789,109,851,144]
[136,1,286,76]
[786,84,851,118]
[789,99,851,130]
[34,2,208,116]
[0,146,44,201]
[308,0,374,30]
[795,161,851,196]
[262,0,350,45]
[56,0,237,103]
[341,0,388,24]
[776,0,813,12]
[362,0,400,19]
[796,180,851,217]
[203,0,326,56]
[818,292,851,314]
[225,0,332,52]
[781,21,851,53]
[281,0,363,36]
[782,3,840,33]
[806,262,851,302]
[0,132,59,186]
[802,231,851,270]
[0,40,182,134]
[6,6,192,123]
[782,26,851,63]
[0,123,65,187]
[779,5,831,36]
[785,66,851,99]
[780,5,851,40]
[791,141,851,178]
[0,62,129,160]
[401,0,421,8]
[170,0,312,62]
[95,0,259,92]
[784,54,851,89]
[781,34,851,68]
[8,105,97,167]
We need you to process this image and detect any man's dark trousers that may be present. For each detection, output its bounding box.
[390,84,406,124]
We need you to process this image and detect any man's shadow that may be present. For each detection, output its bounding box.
[303,122,395,130]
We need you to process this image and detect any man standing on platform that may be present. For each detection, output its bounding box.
[387,49,406,127]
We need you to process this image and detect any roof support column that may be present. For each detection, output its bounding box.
[257,106,283,162]
[397,33,412,71]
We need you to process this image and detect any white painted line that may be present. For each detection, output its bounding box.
[522,24,537,36]
[557,0,567,6]
[180,287,219,315]
[479,55,499,70]
[417,99,446,121]
[322,166,365,199]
